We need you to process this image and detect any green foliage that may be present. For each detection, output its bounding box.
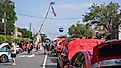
[0,35,32,43]
[5,35,14,42]
[0,0,17,35]
[68,23,94,38]
[0,23,4,34]
[83,2,121,35]
[18,28,32,38]
[13,37,32,42]
[0,35,6,43]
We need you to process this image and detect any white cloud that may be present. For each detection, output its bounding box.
[57,3,92,10]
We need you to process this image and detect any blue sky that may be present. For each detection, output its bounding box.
[13,0,121,39]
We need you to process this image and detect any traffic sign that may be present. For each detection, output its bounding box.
[59,28,64,32]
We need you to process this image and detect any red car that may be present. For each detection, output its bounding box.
[57,38,71,68]
[69,40,121,68]
[55,38,65,56]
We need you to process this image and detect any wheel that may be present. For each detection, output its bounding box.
[0,55,8,63]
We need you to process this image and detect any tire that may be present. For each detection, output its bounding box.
[0,55,8,63]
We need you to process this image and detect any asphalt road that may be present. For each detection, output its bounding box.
[0,50,57,68]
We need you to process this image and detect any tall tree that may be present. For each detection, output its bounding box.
[68,23,94,38]
[18,28,32,38]
[0,0,17,35]
[83,2,121,39]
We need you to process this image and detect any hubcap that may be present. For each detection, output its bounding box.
[1,55,7,62]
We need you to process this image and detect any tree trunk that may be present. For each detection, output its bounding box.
[111,28,118,40]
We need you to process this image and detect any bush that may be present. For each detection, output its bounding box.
[13,37,32,42]
[5,35,14,42]
[0,35,6,43]
[0,35,32,43]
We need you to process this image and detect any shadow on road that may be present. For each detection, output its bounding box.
[50,59,57,63]
[46,65,57,68]
[0,62,12,66]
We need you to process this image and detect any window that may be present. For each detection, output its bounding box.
[74,53,85,67]
[0,45,10,52]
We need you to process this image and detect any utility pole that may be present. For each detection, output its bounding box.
[3,0,7,35]
[3,11,7,35]
[1,0,7,35]
[29,22,31,31]
[29,22,32,38]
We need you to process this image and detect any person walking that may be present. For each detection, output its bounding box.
[11,42,17,65]
[27,42,31,54]
[45,39,50,54]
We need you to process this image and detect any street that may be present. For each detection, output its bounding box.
[0,50,57,68]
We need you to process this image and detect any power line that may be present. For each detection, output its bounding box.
[16,13,82,20]
[39,1,53,32]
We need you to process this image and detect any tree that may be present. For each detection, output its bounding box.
[68,23,94,38]
[0,0,17,35]
[18,28,32,38]
[83,2,121,39]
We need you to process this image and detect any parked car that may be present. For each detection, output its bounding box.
[0,43,22,63]
[68,39,103,68]
[58,39,121,68]
[0,43,12,63]
[55,38,65,56]
[57,38,73,68]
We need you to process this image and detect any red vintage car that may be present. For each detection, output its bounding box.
[68,40,121,68]
[57,38,72,68]
[57,38,103,68]
[67,39,103,68]
[55,38,65,56]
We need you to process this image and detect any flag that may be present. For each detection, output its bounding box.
[51,6,57,17]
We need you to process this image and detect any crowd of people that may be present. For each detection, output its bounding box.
[9,36,57,65]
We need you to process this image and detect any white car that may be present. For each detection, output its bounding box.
[0,43,22,63]
[0,43,12,63]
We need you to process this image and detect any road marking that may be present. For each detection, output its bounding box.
[19,54,35,58]
[19,55,28,57]
[42,54,48,68]
[27,54,35,58]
